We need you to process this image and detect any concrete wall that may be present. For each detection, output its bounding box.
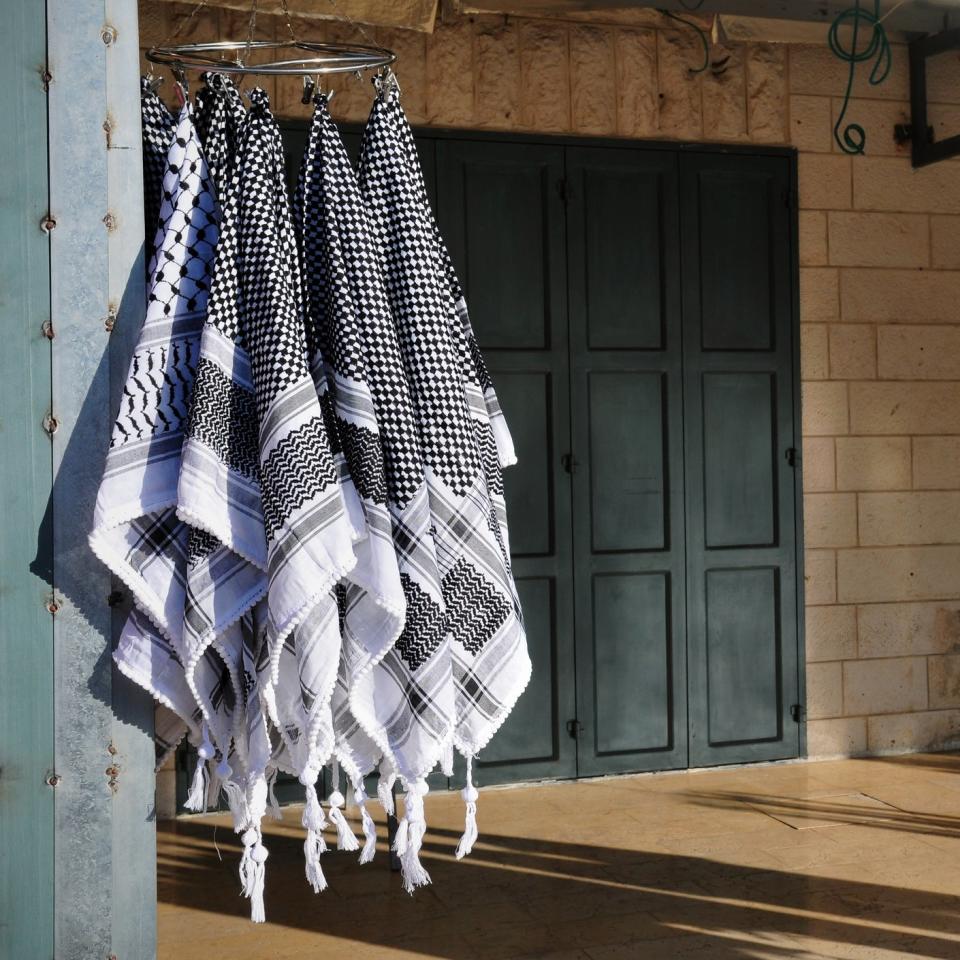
[143,4,960,760]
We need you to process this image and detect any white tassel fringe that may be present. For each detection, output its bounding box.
[354,784,377,864]
[184,724,215,812]
[239,827,268,923]
[377,760,397,816]
[328,761,359,852]
[301,780,328,894]
[393,779,431,894]
[456,755,479,860]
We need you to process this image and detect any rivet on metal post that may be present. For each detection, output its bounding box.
[42,412,59,436]
[40,215,56,233]
[105,765,120,792]
[45,773,62,788]
[104,307,118,333]
[39,68,52,92]
[101,25,118,46]
[102,212,117,232]
[45,596,60,615]
[41,320,54,340]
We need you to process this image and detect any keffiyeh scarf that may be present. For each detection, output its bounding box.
[96,73,529,921]
[177,86,359,919]
[358,85,530,877]
[296,96,455,887]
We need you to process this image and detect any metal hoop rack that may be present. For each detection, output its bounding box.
[146,38,396,79]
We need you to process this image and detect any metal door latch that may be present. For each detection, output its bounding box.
[561,453,580,474]
[566,718,584,739]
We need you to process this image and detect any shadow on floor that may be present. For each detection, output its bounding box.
[158,800,960,960]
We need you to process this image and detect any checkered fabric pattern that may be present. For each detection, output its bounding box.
[91,100,219,765]
[357,91,531,764]
[178,87,358,818]
[177,76,267,778]
[395,125,517,474]
[141,77,176,278]
[295,95,453,787]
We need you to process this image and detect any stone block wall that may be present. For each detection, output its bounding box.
[142,4,960,760]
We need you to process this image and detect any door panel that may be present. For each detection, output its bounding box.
[702,372,777,548]
[437,139,577,784]
[588,372,667,553]
[567,146,688,777]
[698,170,776,351]
[493,372,554,557]
[593,572,672,755]
[705,567,782,745]
[682,153,800,767]
[582,167,665,350]
[463,163,550,349]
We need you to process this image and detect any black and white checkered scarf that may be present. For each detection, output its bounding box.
[358,84,530,883]
[295,96,454,835]
[177,86,359,919]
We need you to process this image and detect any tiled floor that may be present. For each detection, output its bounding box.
[159,752,960,959]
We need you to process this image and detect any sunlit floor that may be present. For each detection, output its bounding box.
[158,752,960,959]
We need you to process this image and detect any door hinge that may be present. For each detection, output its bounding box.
[790,703,806,723]
[785,447,799,467]
[561,452,580,474]
[566,718,584,739]
[782,187,796,210]
[556,177,571,205]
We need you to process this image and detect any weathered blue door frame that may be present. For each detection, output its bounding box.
[1,1,157,956]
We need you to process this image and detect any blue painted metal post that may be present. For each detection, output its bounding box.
[48,0,156,956]
[0,2,54,958]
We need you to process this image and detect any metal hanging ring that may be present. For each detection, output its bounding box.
[146,39,396,77]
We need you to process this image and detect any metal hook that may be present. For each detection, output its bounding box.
[172,65,188,104]
[374,66,400,101]
[301,74,316,104]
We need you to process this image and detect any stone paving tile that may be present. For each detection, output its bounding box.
[159,753,960,960]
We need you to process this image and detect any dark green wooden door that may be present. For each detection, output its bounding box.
[680,153,801,765]
[565,147,688,776]
[437,139,578,784]
[436,135,801,780]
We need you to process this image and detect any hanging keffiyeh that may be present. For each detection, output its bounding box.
[296,95,455,880]
[177,86,360,919]
[90,100,218,762]
[97,67,531,922]
[358,82,530,876]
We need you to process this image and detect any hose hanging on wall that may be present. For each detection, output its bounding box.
[658,0,710,75]
[829,0,892,154]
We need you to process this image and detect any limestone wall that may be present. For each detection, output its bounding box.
[142,3,960,760]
